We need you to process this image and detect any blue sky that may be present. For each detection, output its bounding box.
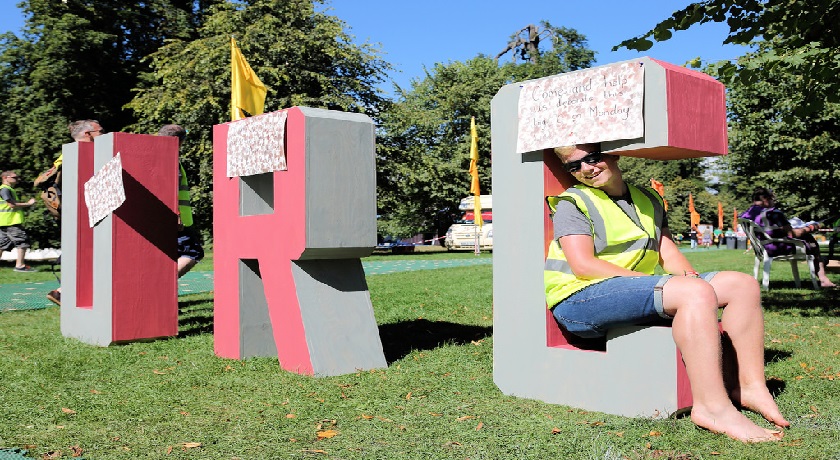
[0,1,747,93]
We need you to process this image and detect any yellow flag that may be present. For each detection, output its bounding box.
[469,117,483,228]
[231,37,267,121]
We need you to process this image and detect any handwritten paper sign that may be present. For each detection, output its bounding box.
[516,61,645,153]
[226,110,288,177]
[84,152,126,227]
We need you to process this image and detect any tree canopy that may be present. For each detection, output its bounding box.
[615,0,840,223]
[376,23,596,238]
[614,0,840,115]
[0,0,390,245]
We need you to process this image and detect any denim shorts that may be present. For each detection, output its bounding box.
[551,273,717,338]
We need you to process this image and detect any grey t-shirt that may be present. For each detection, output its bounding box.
[0,187,15,204]
[552,193,666,239]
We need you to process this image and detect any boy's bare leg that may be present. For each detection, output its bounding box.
[710,272,790,427]
[664,276,783,442]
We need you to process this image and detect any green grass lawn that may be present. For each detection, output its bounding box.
[0,249,838,459]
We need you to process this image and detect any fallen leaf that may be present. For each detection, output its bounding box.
[405,392,412,400]
[61,408,76,415]
[43,451,61,459]
[316,429,339,439]
[645,442,652,449]
[710,452,721,455]
[551,427,562,435]
[649,430,662,437]
[90,389,101,394]
[360,414,374,419]
[153,370,166,375]
[180,411,190,416]
[611,431,624,437]
[166,446,173,454]
[475,422,484,431]
[810,405,819,414]
[301,449,327,454]
[429,413,443,417]
[69,445,83,457]
[55,425,65,429]
[286,414,296,418]
[456,416,475,421]
[182,442,201,449]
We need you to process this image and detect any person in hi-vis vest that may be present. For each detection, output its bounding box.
[158,124,204,278]
[0,170,37,272]
[545,143,788,443]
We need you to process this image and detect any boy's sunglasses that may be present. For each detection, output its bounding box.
[563,151,609,173]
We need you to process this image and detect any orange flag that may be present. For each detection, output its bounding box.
[649,179,669,211]
[733,208,739,231]
[717,202,724,230]
[688,193,701,227]
[468,117,482,228]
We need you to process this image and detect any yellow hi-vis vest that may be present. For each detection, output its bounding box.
[0,184,24,226]
[178,163,193,228]
[544,184,664,308]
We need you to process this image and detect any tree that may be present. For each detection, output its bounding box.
[720,42,840,221]
[127,0,392,236]
[613,0,840,115]
[377,23,595,238]
[0,0,207,246]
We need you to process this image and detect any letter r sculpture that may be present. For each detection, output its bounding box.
[213,107,387,376]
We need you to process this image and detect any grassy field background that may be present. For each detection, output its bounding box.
[0,249,838,459]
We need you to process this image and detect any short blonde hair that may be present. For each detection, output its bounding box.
[553,146,576,161]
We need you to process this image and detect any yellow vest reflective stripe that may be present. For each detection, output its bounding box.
[544,184,663,308]
[178,163,193,227]
[0,185,24,226]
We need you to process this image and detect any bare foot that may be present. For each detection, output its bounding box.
[691,405,784,442]
[730,385,790,428]
[820,280,837,288]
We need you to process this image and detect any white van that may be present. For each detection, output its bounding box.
[444,195,493,251]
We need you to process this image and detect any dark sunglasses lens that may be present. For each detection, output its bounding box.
[564,152,603,173]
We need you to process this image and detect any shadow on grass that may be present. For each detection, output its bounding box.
[178,298,214,337]
[761,287,840,317]
[378,319,492,364]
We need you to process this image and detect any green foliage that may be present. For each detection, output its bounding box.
[614,0,840,114]
[0,0,391,245]
[0,0,211,246]
[126,0,392,237]
[377,24,595,238]
[718,42,840,222]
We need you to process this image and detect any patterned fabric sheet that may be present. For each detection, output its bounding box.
[226,110,288,177]
[84,152,126,227]
[516,60,645,153]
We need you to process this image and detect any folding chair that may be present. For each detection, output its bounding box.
[738,218,820,290]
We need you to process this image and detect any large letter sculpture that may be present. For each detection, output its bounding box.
[491,58,728,417]
[61,133,179,346]
[213,107,386,376]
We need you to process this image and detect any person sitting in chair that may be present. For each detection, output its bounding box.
[546,144,788,442]
[740,187,836,288]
